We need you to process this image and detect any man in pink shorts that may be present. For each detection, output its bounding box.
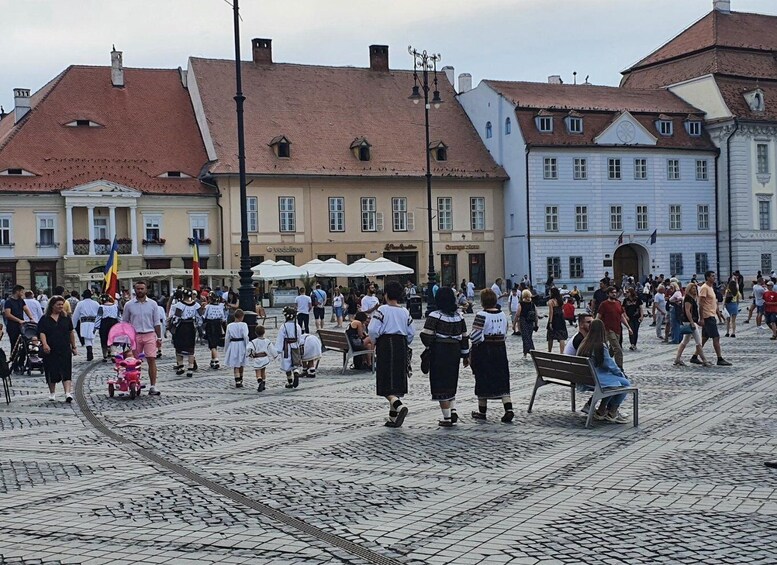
[122,280,163,396]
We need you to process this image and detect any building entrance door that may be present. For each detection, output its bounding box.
[613,244,648,285]
[440,254,457,287]
[468,253,486,290]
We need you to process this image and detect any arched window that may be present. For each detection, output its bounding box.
[505,117,512,135]
[485,121,493,139]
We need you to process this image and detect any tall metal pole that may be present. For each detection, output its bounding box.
[422,65,436,315]
[232,0,256,324]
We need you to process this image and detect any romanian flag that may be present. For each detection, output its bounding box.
[192,235,201,291]
[103,236,119,297]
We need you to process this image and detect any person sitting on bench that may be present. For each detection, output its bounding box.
[345,312,372,370]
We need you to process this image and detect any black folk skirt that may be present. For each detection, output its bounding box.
[204,319,224,350]
[173,320,197,355]
[470,339,511,399]
[99,317,119,350]
[428,339,462,401]
[375,334,410,397]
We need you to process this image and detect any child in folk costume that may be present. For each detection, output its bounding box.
[367,281,415,428]
[224,309,250,388]
[156,303,166,358]
[276,306,304,389]
[420,287,469,427]
[169,288,203,378]
[299,332,322,378]
[203,291,226,369]
[95,294,121,362]
[71,289,100,361]
[469,288,514,423]
[246,325,277,392]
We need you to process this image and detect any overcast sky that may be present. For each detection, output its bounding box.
[2,0,775,112]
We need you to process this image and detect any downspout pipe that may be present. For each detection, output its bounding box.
[525,146,532,285]
[724,119,739,276]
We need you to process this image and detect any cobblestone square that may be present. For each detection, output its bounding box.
[1,307,775,564]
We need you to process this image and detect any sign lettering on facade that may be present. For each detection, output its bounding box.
[266,246,303,253]
[444,244,480,251]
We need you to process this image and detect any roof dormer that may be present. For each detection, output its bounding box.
[157,171,192,179]
[565,110,583,134]
[269,135,291,158]
[744,88,765,113]
[656,114,673,136]
[64,119,102,128]
[429,140,448,161]
[535,110,553,133]
[684,115,703,137]
[350,137,371,161]
[0,168,35,177]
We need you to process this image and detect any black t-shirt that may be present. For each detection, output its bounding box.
[592,289,607,312]
[572,331,585,350]
[682,296,699,324]
[4,297,25,328]
[623,298,643,320]
[38,314,74,353]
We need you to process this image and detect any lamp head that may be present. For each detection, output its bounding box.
[431,90,443,109]
[409,85,421,104]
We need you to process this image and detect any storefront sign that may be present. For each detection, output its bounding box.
[444,244,480,251]
[266,246,303,253]
[385,243,418,251]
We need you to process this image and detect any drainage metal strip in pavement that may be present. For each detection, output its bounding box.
[74,364,404,565]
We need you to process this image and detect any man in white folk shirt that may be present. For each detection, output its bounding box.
[295,287,312,334]
[490,278,508,312]
[71,289,100,361]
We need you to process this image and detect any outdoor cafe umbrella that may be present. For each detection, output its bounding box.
[251,260,305,281]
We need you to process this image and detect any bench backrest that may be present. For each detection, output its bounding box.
[530,350,596,387]
[317,329,349,350]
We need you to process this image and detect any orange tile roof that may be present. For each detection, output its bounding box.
[715,77,777,121]
[189,57,505,179]
[484,81,702,114]
[627,10,777,71]
[0,66,212,195]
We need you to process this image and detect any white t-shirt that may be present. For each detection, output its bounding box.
[508,293,521,313]
[295,294,312,314]
[491,283,504,307]
[360,294,380,314]
[653,292,666,315]
[753,284,765,306]
[466,282,475,298]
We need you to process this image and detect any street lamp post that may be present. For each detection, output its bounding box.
[231,0,256,327]
[408,46,443,316]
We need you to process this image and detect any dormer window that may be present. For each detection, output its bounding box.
[0,168,35,176]
[744,89,766,113]
[350,137,371,162]
[485,122,493,139]
[157,171,191,179]
[535,112,553,133]
[64,119,101,127]
[269,135,292,158]
[429,141,448,161]
[566,112,583,134]
[685,120,702,137]
[656,115,673,136]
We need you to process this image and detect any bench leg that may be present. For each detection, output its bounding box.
[527,377,543,413]
[2,377,10,405]
[571,385,576,413]
[585,392,600,428]
[342,352,348,374]
[632,390,639,427]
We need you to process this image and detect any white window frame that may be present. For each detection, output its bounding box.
[759,200,771,231]
[610,205,622,231]
[695,252,709,275]
[537,116,553,133]
[93,215,109,241]
[547,256,561,279]
[470,197,485,231]
[279,197,296,233]
[36,213,57,247]
[634,158,647,180]
[669,204,682,230]
[569,256,584,279]
[658,120,673,136]
[361,197,376,232]
[573,158,587,180]
[144,214,162,242]
[543,157,558,180]
[567,117,583,134]
[636,205,648,231]
[757,143,770,174]
[575,205,588,232]
[686,121,702,136]
[437,197,452,232]
[696,160,708,181]
[0,214,12,246]
[328,196,345,232]
[697,205,710,230]
[608,158,621,180]
[667,159,680,181]
[392,197,408,232]
[189,213,208,241]
[545,206,559,232]
[670,253,684,276]
[247,196,258,232]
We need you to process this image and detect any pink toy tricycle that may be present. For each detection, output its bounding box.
[107,322,145,399]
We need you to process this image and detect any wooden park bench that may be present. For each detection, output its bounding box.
[257,315,278,328]
[317,329,373,374]
[528,350,639,428]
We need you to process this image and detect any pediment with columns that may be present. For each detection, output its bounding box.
[61,180,142,202]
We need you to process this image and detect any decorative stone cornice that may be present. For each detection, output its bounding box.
[736,123,777,139]
[731,231,777,241]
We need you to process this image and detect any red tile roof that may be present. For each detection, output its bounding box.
[484,80,702,114]
[188,57,505,179]
[626,10,777,71]
[0,66,212,195]
[715,77,777,121]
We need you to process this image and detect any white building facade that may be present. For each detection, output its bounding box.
[459,80,719,290]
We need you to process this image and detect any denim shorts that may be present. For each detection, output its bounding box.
[334,306,344,318]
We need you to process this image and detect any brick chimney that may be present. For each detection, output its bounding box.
[111,46,124,87]
[713,0,730,13]
[252,38,272,64]
[369,45,389,72]
[13,88,31,123]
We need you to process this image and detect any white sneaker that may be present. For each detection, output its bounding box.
[605,411,630,424]
[49,393,56,402]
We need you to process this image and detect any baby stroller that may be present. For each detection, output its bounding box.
[9,322,39,375]
[107,322,145,399]
[25,335,45,376]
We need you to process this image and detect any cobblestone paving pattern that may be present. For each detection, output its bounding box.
[1,305,775,564]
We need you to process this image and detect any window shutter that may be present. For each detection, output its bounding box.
[407,212,415,231]
[376,212,384,232]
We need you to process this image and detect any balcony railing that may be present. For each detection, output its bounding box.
[72,239,134,255]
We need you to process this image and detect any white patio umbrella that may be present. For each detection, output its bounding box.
[347,258,376,277]
[355,257,414,277]
[316,258,354,278]
[299,258,325,277]
[251,260,305,281]
[250,259,276,273]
